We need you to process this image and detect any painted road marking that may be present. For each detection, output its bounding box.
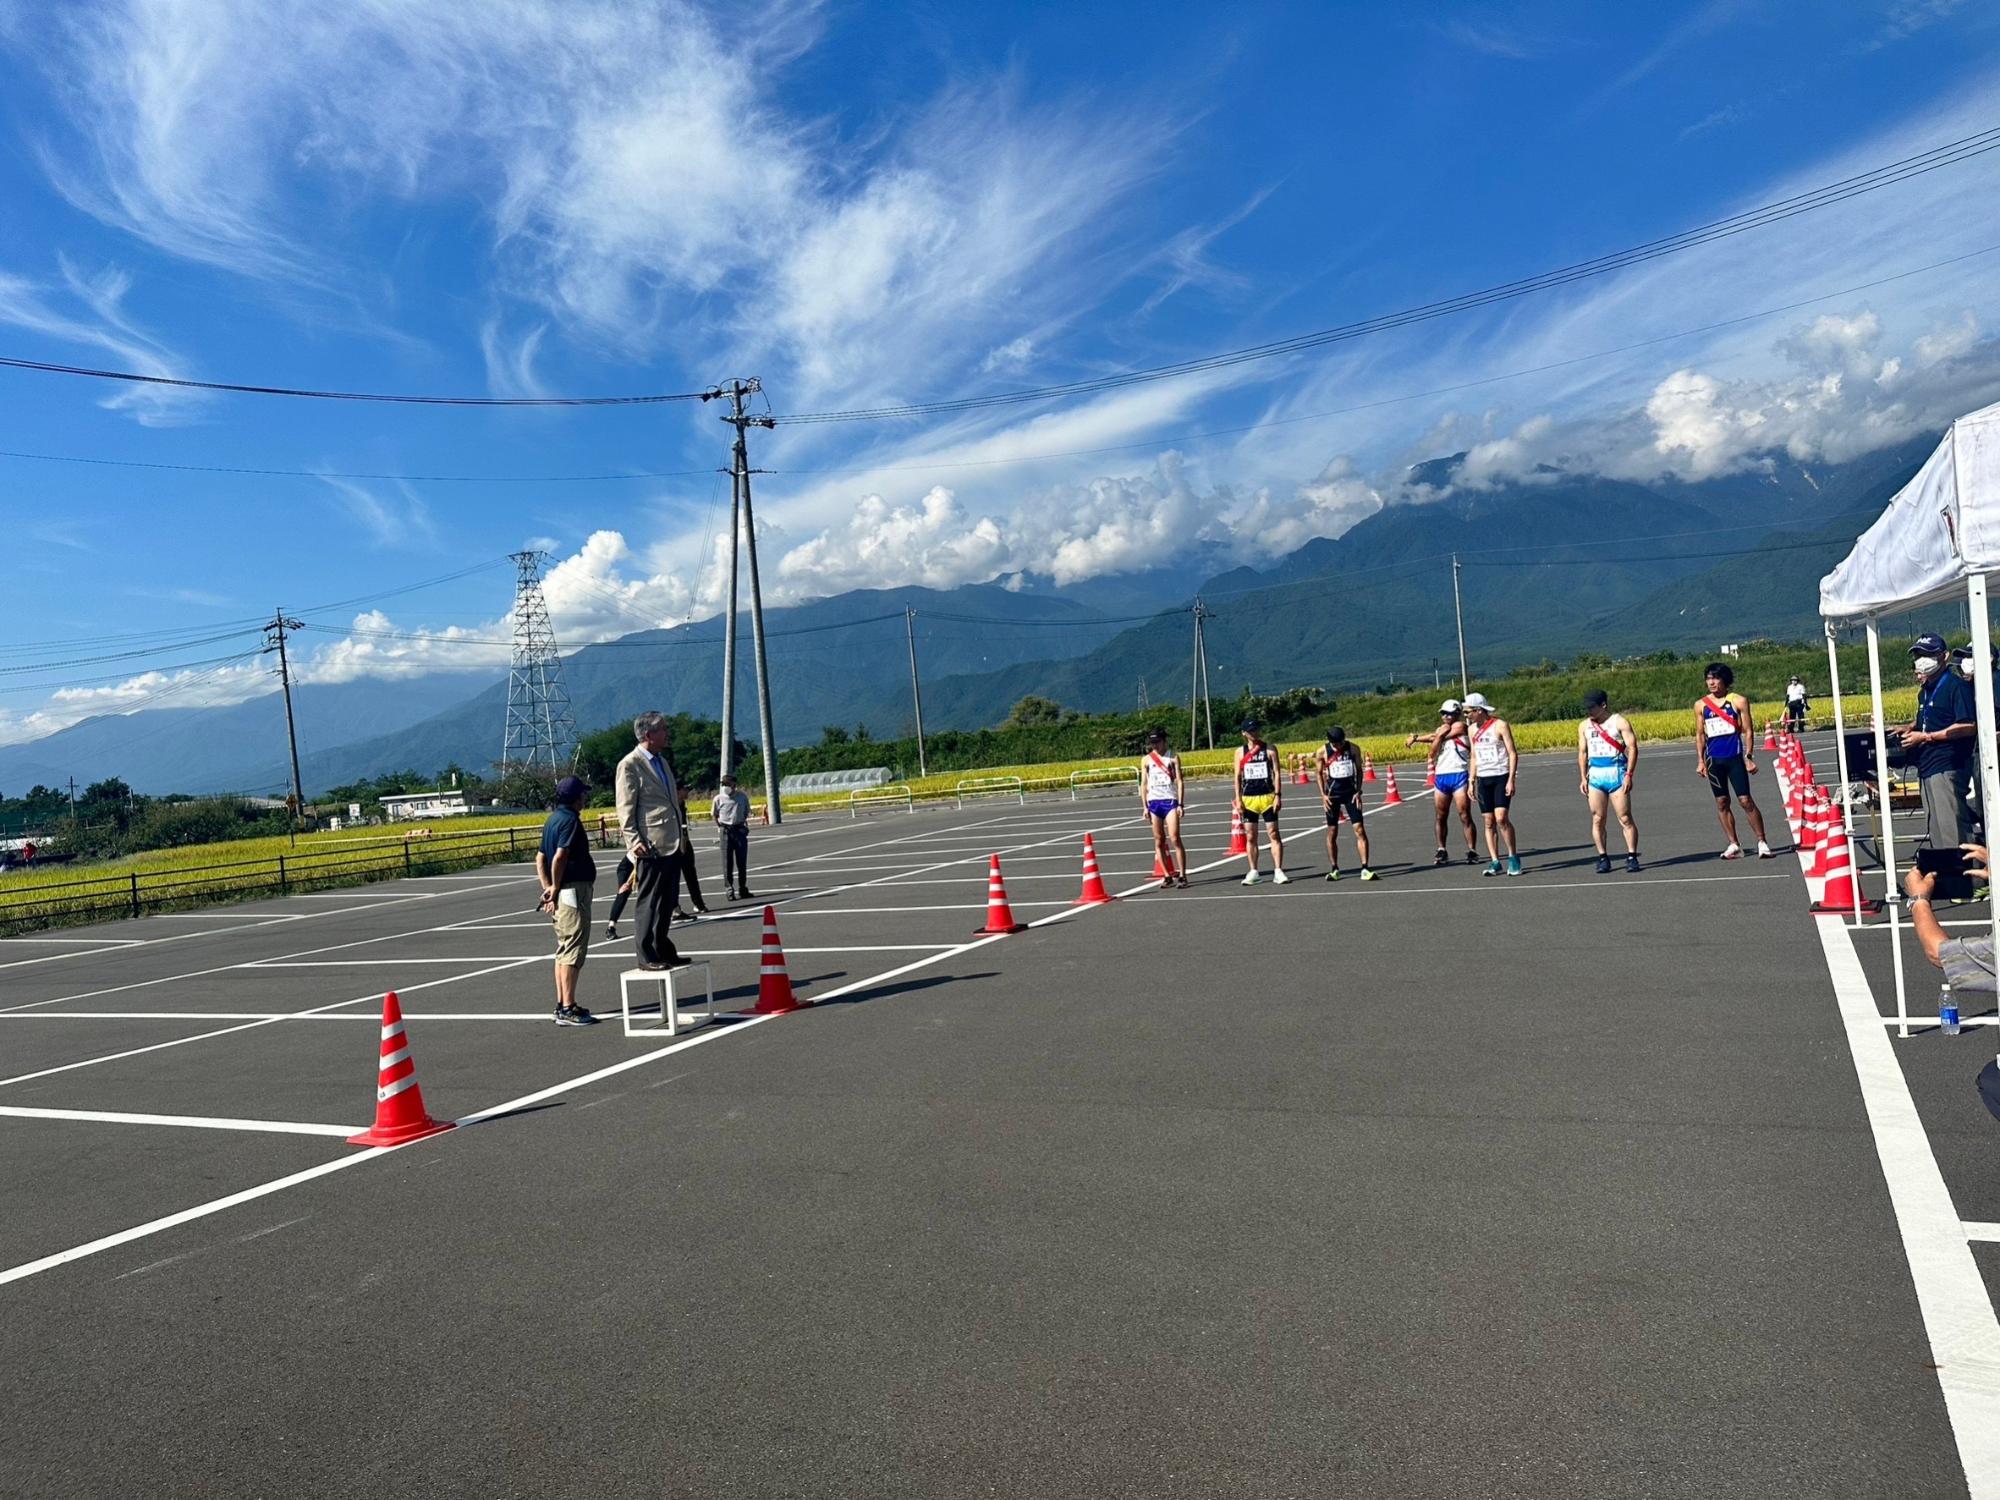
[0,1106,360,1136]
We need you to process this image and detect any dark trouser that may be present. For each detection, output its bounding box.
[1922,765,1976,851]
[632,853,682,966]
[607,856,635,925]
[720,825,749,892]
[677,841,706,911]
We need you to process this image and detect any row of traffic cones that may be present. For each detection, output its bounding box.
[1770,730,1877,915]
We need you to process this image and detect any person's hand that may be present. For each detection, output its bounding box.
[1904,867,1938,901]
[1505,780,1515,798]
[1578,779,1589,797]
[1746,758,1758,775]
[1961,843,1990,879]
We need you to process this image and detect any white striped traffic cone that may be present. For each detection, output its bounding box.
[347,992,455,1147]
[751,905,801,1014]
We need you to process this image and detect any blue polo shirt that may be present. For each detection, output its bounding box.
[1915,671,1976,778]
[538,804,596,886]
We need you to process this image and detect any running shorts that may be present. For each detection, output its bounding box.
[1324,790,1365,827]
[1240,794,1279,823]
[1586,757,1627,794]
[1433,770,1468,796]
[1475,774,1512,812]
[1706,757,1751,798]
[1145,798,1180,819]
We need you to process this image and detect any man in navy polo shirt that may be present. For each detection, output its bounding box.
[536,774,601,1026]
[1899,632,1979,851]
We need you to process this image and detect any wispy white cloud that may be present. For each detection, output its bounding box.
[1432,20,1556,61]
[318,477,439,549]
[0,256,200,424]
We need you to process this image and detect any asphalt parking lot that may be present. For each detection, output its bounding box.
[2,743,1995,1498]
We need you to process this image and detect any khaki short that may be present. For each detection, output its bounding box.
[552,885,593,967]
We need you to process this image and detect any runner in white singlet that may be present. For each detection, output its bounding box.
[1137,727,1190,888]
[1576,688,1638,874]
[1407,699,1478,866]
[1464,693,1522,876]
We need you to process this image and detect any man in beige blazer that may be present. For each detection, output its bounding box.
[615,711,685,968]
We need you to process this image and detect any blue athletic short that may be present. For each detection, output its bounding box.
[1586,756,1627,794]
[1146,798,1179,819]
[1433,771,1468,795]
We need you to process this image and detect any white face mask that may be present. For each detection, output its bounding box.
[1913,656,1940,677]
[1956,659,1975,680]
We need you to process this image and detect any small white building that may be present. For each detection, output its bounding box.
[378,790,471,820]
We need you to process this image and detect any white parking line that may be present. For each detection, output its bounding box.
[0,1106,360,1137]
[1812,914,2000,1493]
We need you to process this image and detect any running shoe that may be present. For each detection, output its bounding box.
[1720,843,1743,860]
[1433,848,1448,867]
[1242,870,1262,886]
[1176,875,1191,889]
[1755,842,1775,859]
[1326,868,1342,882]
[604,922,618,939]
[1625,854,1641,873]
[1272,868,1291,885]
[1483,860,1503,877]
[1359,867,1379,882]
[1505,856,1523,877]
[1466,849,1481,865]
[568,1006,600,1026]
[1594,855,1612,875]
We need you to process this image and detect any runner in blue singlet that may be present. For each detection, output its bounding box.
[1407,699,1478,866]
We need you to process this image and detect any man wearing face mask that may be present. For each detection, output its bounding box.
[1899,633,1978,853]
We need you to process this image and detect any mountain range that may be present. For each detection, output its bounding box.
[0,437,1935,797]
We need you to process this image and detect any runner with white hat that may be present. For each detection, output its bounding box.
[1464,693,1522,877]
[1407,699,1478,867]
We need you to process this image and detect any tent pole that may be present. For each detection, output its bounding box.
[1867,617,1908,1037]
[1826,623,1859,928]
[1966,573,2000,1058]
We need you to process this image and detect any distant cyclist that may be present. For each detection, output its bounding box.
[1138,727,1190,889]
[1696,661,1773,859]
[1783,676,1809,734]
[1235,718,1289,885]
[1577,688,1639,874]
[1464,693,1522,877]
[1408,699,1478,866]
[1317,727,1377,882]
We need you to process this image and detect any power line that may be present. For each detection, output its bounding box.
[773,126,2000,424]
[0,356,721,407]
[0,449,719,483]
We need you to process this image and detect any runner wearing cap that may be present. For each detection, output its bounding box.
[1464,693,1522,876]
[1316,727,1377,881]
[1408,700,1478,866]
[1138,727,1190,888]
[1577,689,1639,874]
[1234,718,1289,884]
[1695,661,1772,859]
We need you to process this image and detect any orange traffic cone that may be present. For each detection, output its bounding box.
[1228,806,1247,855]
[347,992,455,1148]
[1811,827,1879,914]
[1382,765,1403,806]
[1797,792,1824,850]
[751,905,801,1014]
[977,854,1027,934]
[1763,724,1779,751]
[1152,850,1172,878]
[1080,833,1115,904]
[1364,753,1378,783]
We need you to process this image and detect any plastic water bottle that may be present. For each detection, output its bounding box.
[1940,981,1961,1037]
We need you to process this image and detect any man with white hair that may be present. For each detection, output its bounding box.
[615,711,686,969]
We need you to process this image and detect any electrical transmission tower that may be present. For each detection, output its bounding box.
[501,550,577,773]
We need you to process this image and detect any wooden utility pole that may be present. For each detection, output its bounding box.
[263,609,306,844]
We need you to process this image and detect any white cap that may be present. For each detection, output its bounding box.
[1463,692,1494,713]
[1439,698,1461,714]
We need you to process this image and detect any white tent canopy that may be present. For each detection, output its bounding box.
[1821,399,2000,619]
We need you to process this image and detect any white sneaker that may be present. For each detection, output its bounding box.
[1755,842,1774,859]
[1242,870,1263,886]
[1271,867,1291,884]
[1720,843,1742,860]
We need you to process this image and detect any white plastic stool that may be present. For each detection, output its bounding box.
[619,962,714,1037]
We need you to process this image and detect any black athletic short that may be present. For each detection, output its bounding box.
[1323,787,1364,826]
[1706,757,1751,798]
[1475,774,1512,812]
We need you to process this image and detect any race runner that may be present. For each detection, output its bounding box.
[1235,718,1289,885]
[1138,727,1190,889]
[1464,693,1522,877]
[1695,661,1773,859]
[1408,699,1479,866]
[1577,688,1639,874]
[1317,727,1377,882]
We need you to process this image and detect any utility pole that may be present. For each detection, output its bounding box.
[1450,555,1470,700]
[1137,677,1149,712]
[263,608,306,844]
[1188,600,1215,750]
[905,606,927,778]
[719,461,740,782]
[1432,657,1441,690]
[715,379,783,823]
[66,777,78,829]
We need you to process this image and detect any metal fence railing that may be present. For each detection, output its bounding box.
[0,821,628,936]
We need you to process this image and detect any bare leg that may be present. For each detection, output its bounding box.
[1612,787,1637,854]
[1588,789,1610,855]
[1715,796,1740,846]
[1456,792,1478,851]
[1324,819,1340,868]
[1269,825,1285,869]
[1739,796,1769,845]
[1354,820,1372,867]
[1495,807,1518,856]
[1432,793,1450,849]
[1168,809,1188,877]
[554,961,581,1009]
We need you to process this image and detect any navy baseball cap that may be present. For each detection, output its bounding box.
[1240,717,1262,732]
[555,775,589,802]
[1911,633,1948,656]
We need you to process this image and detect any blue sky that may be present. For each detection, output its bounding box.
[2,0,1999,744]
